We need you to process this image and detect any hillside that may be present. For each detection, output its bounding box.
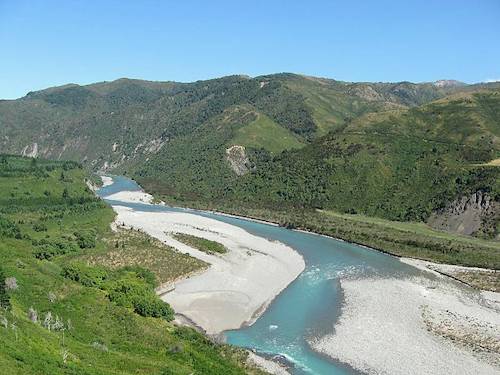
[0,73,465,168]
[230,90,500,219]
[0,155,265,374]
[0,74,498,243]
[134,86,500,239]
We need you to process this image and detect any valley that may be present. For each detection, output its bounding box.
[1,73,499,375]
[98,175,500,374]
[1,74,499,262]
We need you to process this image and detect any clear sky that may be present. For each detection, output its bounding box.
[1,0,499,99]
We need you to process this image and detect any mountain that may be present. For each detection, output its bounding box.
[0,74,466,167]
[0,74,499,240]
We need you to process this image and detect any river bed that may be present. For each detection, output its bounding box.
[97,176,499,375]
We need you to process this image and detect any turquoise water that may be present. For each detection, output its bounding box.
[98,176,421,375]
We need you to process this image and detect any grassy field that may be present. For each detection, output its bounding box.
[0,155,265,375]
[231,114,304,154]
[82,229,208,285]
[321,210,499,250]
[173,233,228,255]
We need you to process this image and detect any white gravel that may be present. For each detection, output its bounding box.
[100,175,114,187]
[247,352,290,375]
[311,276,500,375]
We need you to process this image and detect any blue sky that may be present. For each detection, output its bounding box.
[1,0,499,99]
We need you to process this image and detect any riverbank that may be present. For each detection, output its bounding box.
[104,190,305,334]
[402,258,500,293]
[101,175,114,187]
[141,182,500,270]
[312,275,500,375]
[106,187,500,292]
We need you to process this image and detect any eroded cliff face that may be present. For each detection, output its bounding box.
[428,191,499,238]
[225,145,251,176]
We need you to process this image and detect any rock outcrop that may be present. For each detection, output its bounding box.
[226,145,251,176]
[428,191,499,237]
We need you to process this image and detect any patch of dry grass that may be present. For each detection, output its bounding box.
[453,270,500,292]
[83,228,207,285]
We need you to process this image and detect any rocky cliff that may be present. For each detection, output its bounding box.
[428,191,499,238]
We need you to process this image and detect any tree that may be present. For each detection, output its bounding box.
[0,268,11,310]
[4,277,18,290]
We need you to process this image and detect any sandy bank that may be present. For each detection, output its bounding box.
[401,257,500,293]
[312,276,500,375]
[100,175,114,187]
[104,189,154,204]
[110,204,305,334]
[246,351,290,375]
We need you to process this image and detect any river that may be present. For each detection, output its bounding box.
[97,176,423,375]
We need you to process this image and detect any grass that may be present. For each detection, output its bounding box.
[172,233,228,255]
[81,228,208,285]
[453,270,500,292]
[0,155,265,375]
[321,209,499,251]
[231,113,304,153]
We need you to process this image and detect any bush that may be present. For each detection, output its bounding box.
[0,268,11,310]
[32,222,48,232]
[62,262,108,287]
[62,264,174,321]
[106,273,173,321]
[119,266,157,288]
[0,215,21,239]
[74,230,96,249]
[33,240,79,260]
[134,295,174,320]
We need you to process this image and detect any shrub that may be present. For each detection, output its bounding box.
[74,230,96,249]
[134,295,174,320]
[0,215,21,239]
[33,240,79,260]
[106,274,174,321]
[119,266,157,288]
[62,262,108,287]
[0,268,11,310]
[32,222,48,232]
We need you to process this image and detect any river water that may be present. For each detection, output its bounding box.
[98,176,422,375]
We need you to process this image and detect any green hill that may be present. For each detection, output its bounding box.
[0,73,466,169]
[0,155,265,375]
[228,90,500,219]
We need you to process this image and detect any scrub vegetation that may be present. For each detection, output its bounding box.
[83,228,207,285]
[173,233,228,255]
